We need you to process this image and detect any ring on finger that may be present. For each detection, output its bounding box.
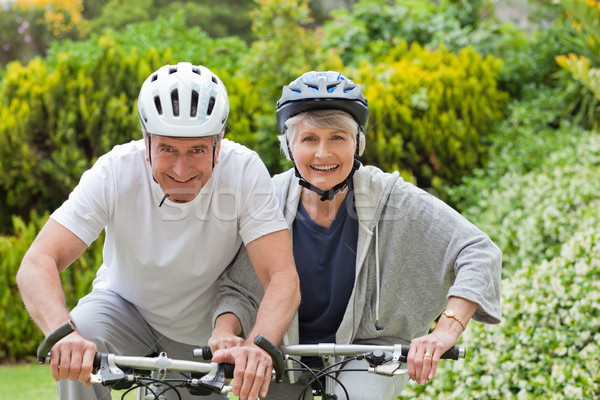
[423,353,433,359]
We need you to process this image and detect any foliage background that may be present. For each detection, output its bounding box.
[1,0,599,398]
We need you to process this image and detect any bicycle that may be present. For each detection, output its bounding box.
[37,321,235,399]
[253,335,465,400]
[38,321,466,400]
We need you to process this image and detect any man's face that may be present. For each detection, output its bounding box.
[147,135,220,203]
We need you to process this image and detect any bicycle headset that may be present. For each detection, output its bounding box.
[137,62,230,206]
[276,71,369,201]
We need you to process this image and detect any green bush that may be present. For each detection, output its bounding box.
[553,0,600,129]
[400,222,600,400]
[48,12,248,73]
[446,21,569,99]
[449,87,597,274]
[0,212,102,359]
[0,14,248,234]
[225,0,341,174]
[321,0,484,67]
[0,48,152,233]
[321,0,568,100]
[355,42,509,193]
[399,82,600,398]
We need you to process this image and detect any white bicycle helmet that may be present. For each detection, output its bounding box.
[137,62,229,137]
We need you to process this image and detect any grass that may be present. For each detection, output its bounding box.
[0,362,57,400]
[0,363,240,399]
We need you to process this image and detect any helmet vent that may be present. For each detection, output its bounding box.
[327,83,339,93]
[171,89,180,117]
[169,66,177,74]
[153,96,163,115]
[150,74,158,83]
[191,90,199,117]
[192,67,201,75]
[207,96,216,115]
[211,76,218,85]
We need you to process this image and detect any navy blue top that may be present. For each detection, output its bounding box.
[293,184,358,356]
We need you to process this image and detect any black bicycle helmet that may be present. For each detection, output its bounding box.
[276,71,369,201]
[276,71,369,134]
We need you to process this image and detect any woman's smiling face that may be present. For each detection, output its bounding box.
[290,121,356,192]
[147,135,220,203]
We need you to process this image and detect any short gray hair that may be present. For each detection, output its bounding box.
[279,110,365,161]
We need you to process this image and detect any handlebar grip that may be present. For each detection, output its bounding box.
[36,320,76,364]
[254,335,285,383]
[440,346,465,360]
[223,363,235,379]
[199,346,212,360]
[400,345,466,360]
[93,352,103,369]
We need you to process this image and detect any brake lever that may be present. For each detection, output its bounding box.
[367,347,408,376]
[198,362,232,393]
[91,353,132,386]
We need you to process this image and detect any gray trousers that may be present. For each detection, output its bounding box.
[264,358,409,400]
[57,289,227,400]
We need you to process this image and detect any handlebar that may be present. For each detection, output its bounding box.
[277,342,466,360]
[36,321,234,396]
[253,334,466,379]
[36,320,76,364]
[38,322,467,398]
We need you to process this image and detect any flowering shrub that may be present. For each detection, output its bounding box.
[13,0,86,37]
[400,223,600,399]
[401,90,600,399]
[554,0,600,128]
[451,107,599,274]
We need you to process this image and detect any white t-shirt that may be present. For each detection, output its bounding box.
[51,139,287,345]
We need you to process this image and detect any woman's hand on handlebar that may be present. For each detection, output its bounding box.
[209,312,246,351]
[407,329,458,385]
[50,330,97,387]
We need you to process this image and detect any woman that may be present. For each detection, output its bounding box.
[211,71,502,399]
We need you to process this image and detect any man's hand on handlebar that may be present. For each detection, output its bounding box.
[50,330,97,387]
[209,331,273,400]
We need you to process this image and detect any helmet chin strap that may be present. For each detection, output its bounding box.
[286,131,362,202]
[294,158,361,201]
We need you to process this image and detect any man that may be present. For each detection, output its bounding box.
[16,62,300,400]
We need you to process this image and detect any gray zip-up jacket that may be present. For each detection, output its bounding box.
[213,165,501,352]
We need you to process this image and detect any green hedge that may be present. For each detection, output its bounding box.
[0,48,155,232]
[0,0,511,359]
[400,223,600,400]
[356,42,509,193]
[0,212,102,360]
[0,14,248,234]
[0,8,509,233]
[449,88,598,274]
[398,89,600,399]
